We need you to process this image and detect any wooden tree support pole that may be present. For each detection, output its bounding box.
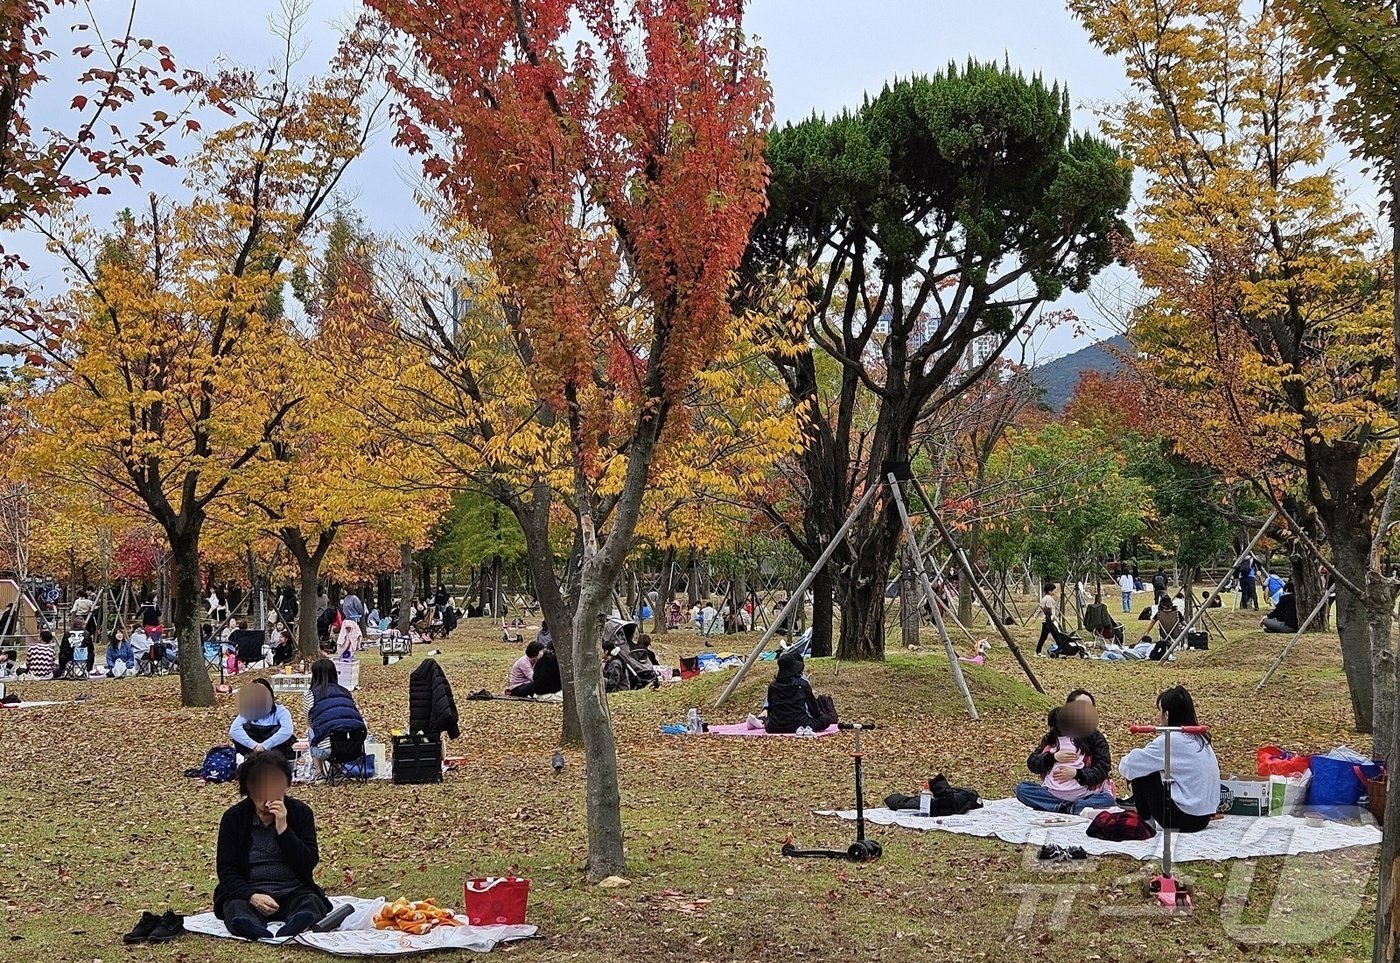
[1160,510,1279,663]
[714,482,881,709]
[911,476,1045,695]
[888,474,979,721]
[1256,587,1333,692]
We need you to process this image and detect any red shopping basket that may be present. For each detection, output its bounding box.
[463,876,530,926]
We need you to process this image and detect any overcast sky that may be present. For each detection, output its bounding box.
[19,0,1139,360]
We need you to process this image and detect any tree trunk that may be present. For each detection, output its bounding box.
[731,572,747,633]
[686,552,700,607]
[398,543,415,634]
[571,569,624,879]
[655,547,676,637]
[809,567,835,657]
[837,499,897,661]
[900,547,920,648]
[511,484,580,744]
[296,554,320,660]
[171,532,214,707]
[1331,525,1376,734]
[1365,573,1396,762]
[1291,549,1326,633]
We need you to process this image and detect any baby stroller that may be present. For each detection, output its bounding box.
[601,618,659,692]
[1048,628,1088,659]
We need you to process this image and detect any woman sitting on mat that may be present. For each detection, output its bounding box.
[1118,685,1220,833]
[765,645,836,734]
[230,678,296,760]
[1015,689,1115,815]
[213,751,331,940]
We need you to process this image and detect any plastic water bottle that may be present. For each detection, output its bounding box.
[919,789,933,816]
[686,708,700,734]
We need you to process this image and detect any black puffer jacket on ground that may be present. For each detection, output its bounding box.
[409,658,460,740]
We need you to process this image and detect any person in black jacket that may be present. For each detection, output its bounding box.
[214,752,331,940]
[529,646,562,696]
[1014,690,1115,815]
[408,657,460,740]
[1261,582,1299,633]
[764,646,836,734]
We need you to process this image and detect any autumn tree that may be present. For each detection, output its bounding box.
[744,65,1132,659]
[366,0,770,878]
[1071,0,1393,738]
[14,13,390,706]
[1062,369,1148,436]
[922,358,1040,624]
[0,0,198,236]
[980,422,1149,591]
[1282,4,1400,959]
[1125,443,1234,613]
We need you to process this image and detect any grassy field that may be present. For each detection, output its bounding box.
[0,597,1379,962]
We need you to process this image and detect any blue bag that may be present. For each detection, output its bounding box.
[1308,752,1382,809]
[340,756,374,779]
[187,745,239,783]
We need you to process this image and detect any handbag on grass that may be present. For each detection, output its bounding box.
[463,876,529,926]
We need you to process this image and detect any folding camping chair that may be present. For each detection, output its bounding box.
[230,630,268,672]
[325,729,371,785]
[203,638,224,673]
[60,630,90,680]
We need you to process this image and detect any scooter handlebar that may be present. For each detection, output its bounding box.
[837,722,877,731]
[1130,724,1210,734]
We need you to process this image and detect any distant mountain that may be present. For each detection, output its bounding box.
[1030,335,1131,412]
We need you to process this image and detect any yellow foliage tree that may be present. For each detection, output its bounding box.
[14,15,390,705]
[1070,0,1394,739]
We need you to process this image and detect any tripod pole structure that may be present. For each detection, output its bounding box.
[910,476,1044,695]
[1256,587,1332,692]
[888,474,979,721]
[714,482,881,709]
[1160,510,1279,663]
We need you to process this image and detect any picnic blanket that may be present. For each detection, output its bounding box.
[817,796,1381,862]
[185,896,536,956]
[0,699,70,709]
[708,722,840,738]
[465,691,563,703]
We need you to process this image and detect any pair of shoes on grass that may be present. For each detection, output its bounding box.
[123,910,184,944]
[1037,844,1088,863]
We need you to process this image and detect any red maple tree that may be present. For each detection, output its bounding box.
[367,0,771,877]
[1062,369,1148,435]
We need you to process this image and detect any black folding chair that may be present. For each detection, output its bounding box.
[325,729,370,785]
[231,630,267,671]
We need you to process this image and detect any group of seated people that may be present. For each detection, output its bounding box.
[1015,685,1221,833]
[504,623,563,697]
[228,659,368,780]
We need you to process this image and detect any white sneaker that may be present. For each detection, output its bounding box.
[746,714,763,730]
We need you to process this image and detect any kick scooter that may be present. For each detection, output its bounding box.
[782,722,883,862]
[1129,723,1210,911]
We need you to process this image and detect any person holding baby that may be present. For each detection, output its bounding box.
[1014,689,1115,815]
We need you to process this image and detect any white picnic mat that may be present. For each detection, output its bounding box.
[185,896,537,956]
[817,797,1381,862]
